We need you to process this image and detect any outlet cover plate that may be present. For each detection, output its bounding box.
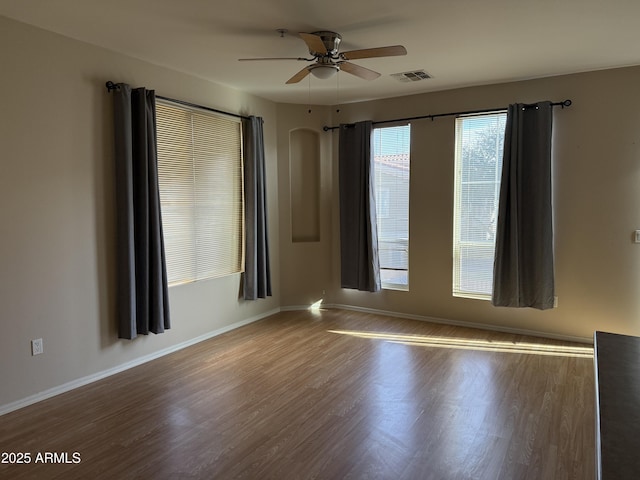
[31,338,43,356]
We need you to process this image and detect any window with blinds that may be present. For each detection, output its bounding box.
[372,124,410,290]
[453,112,507,299]
[156,101,244,286]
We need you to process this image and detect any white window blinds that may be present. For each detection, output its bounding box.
[373,124,410,289]
[156,101,244,286]
[453,112,506,298]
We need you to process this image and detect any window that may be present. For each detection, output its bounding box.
[453,112,507,299]
[156,101,244,286]
[372,124,410,290]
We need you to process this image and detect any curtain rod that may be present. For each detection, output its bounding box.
[105,81,250,120]
[322,99,572,131]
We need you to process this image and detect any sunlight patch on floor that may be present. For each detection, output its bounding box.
[327,329,593,358]
[309,299,324,311]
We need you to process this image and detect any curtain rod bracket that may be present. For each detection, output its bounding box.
[105,81,119,92]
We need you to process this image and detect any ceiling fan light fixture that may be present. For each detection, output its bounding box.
[309,64,339,79]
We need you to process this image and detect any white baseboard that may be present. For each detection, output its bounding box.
[301,302,593,345]
[280,305,317,312]
[0,307,280,417]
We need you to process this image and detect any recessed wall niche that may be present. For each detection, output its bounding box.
[289,128,320,242]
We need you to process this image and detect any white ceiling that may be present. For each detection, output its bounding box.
[2,0,640,105]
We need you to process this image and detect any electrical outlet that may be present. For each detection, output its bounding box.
[31,338,43,356]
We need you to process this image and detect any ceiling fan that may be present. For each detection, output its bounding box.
[238,31,407,84]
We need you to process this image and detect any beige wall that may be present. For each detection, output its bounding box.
[0,16,280,409]
[276,103,334,307]
[278,67,640,341]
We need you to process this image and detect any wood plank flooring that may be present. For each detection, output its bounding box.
[0,309,595,479]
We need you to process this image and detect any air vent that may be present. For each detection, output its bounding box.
[390,70,432,82]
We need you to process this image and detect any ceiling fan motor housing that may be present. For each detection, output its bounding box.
[310,31,342,56]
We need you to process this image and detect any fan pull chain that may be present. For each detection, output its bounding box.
[307,74,312,114]
[336,71,340,114]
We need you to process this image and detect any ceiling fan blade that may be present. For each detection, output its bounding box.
[339,62,381,80]
[299,32,327,55]
[341,45,407,60]
[286,67,311,84]
[238,57,308,61]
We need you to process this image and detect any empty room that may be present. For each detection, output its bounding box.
[1,1,639,478]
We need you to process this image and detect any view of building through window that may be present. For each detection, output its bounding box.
[372,124,410,289]
[453,112,507,298]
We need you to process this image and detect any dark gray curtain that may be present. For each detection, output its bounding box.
[339,121,381,292]
[492,101,554,309]
[242,116,272,300]
[112,83,170,339]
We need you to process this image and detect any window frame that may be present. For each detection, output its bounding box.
[372,123,411,291]
[452,111,507,300]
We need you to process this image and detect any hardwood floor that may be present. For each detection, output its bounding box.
[0,309,595,480]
